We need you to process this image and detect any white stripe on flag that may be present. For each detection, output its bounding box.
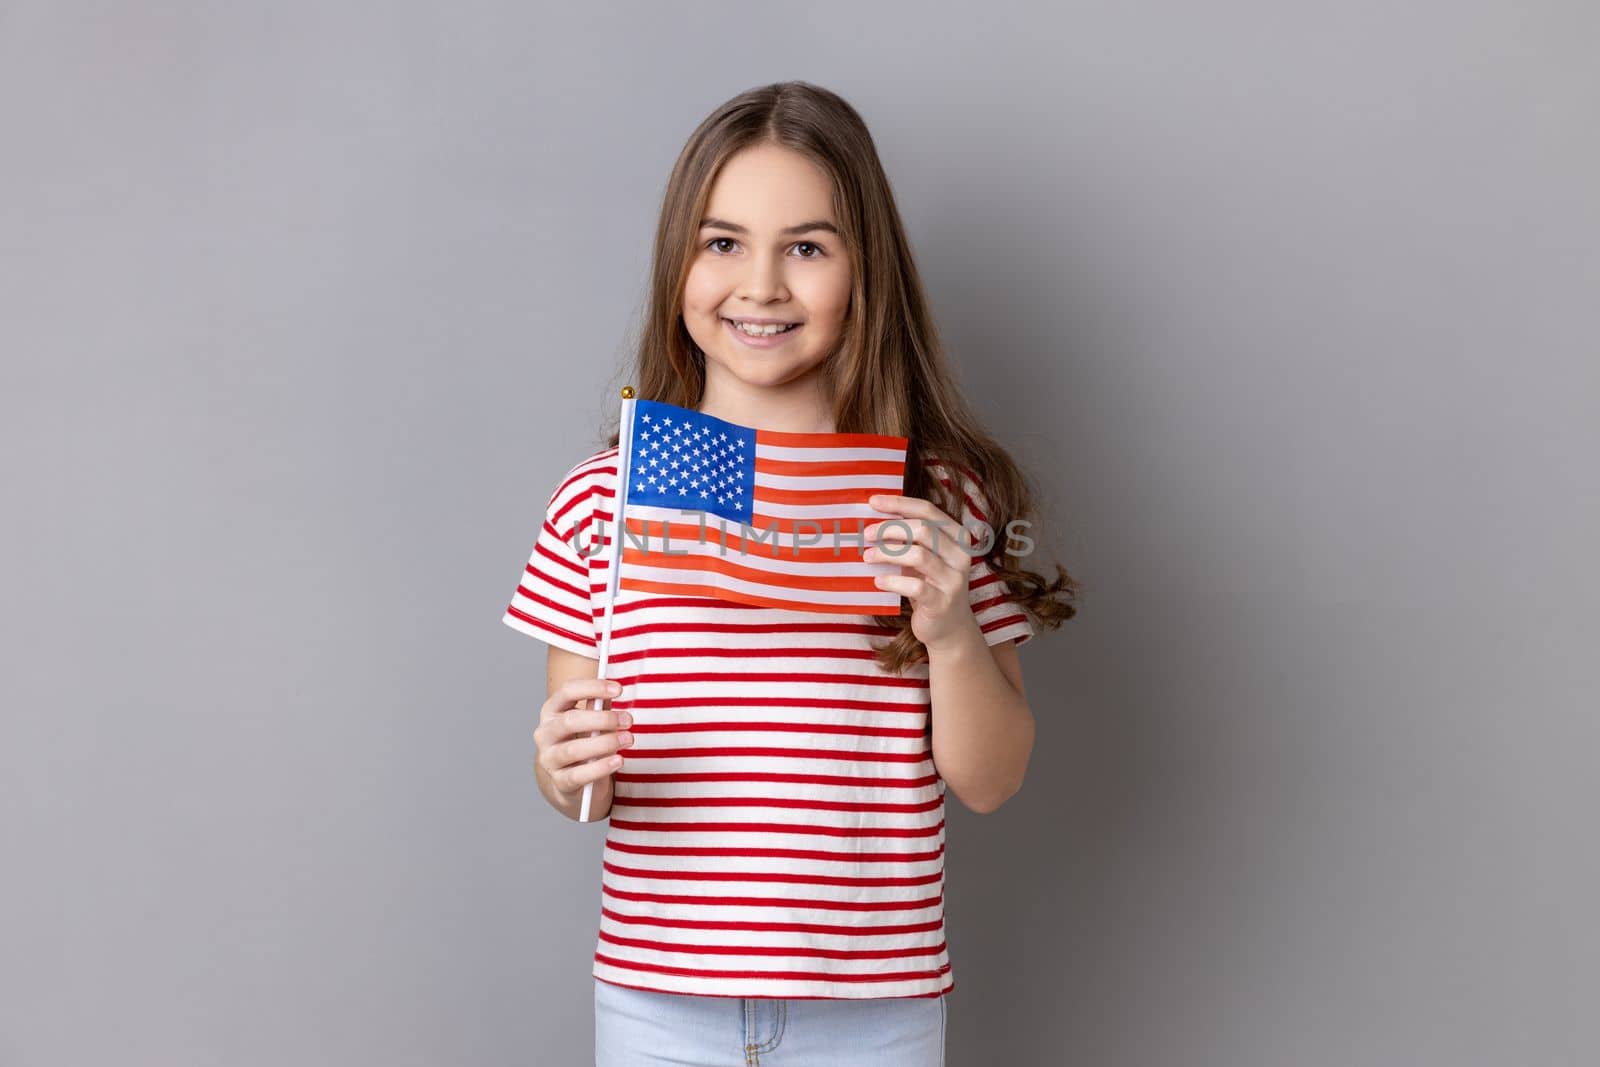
[752,443,907,465]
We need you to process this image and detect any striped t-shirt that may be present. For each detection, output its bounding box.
[501,444,1034,1000]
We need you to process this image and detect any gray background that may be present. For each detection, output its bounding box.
[3,2,1596,1064]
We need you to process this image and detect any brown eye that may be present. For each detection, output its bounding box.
[794,242,824,258]
[707,238,737,253]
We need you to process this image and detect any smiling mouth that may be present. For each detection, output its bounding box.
[723,317,803,336]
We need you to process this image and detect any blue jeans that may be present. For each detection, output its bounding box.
[593,977,946,1066]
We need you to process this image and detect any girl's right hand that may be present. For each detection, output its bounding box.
[534,677,635,806]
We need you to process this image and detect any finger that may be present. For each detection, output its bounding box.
[551,729,634,769]
[870,502,953,534]
[870,524,966,575]
[867,493,952,527]
[549,677,623,715]
[567,676,624,702]
[552,706,633,739]
[554,751,625,795]
[873,572,927,599]
[866,517,969,572]
[866,539,965,585]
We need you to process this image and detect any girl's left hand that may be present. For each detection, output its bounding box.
[862,493,983,653]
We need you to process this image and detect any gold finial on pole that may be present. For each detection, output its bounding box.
[621,385,635,399]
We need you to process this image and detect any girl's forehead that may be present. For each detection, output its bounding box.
[703,145,836,219]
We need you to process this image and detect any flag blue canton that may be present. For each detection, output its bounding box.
[627,398,757,524]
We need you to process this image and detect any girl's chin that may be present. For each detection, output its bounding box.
[705,350,831,387]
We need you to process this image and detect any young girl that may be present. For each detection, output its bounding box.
[501,81,1077,1067]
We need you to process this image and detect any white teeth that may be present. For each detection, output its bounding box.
[730,320,798,336]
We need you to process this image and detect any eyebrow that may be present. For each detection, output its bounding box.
[699,217,840,237]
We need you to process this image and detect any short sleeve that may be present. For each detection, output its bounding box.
[968,555,1036,647]
[500,461,603,659]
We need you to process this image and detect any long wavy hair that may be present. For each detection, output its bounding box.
[596,80,1079,673]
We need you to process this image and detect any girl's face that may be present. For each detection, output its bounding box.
[682,143,852,403]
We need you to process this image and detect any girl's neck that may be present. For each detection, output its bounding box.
[696,377,836,434]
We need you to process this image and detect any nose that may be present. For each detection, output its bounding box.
[736,250,790,304]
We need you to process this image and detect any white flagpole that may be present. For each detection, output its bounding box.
[579,385,637,823]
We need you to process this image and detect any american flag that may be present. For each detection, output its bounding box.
[601,397,910,615]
